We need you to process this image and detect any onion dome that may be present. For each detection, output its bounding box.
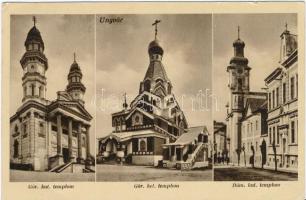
[148,39,164,56]
[24,26,45,50]
[233,38,245,48]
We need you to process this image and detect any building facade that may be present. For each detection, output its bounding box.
[264,27,298,172]
[97,22,211,169]
[10,19,93,172]
[225,29,266,165]
[240,98,268,168]
[213,121,227,163]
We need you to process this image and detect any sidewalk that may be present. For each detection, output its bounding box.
[214,163,298,174]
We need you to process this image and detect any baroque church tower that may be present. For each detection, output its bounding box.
[66,54,86,105]
[20,17,48,104]
[226,27,251,164]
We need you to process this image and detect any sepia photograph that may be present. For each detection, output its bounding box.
[95,14,213,181]
[212,14,298,181]
[9,15,96,182]
[1,2,304,200]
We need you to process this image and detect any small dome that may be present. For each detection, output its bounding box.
[70,61,81,72]
[25,26,44,48]
[233,38,245,47]
[148,39,164,56]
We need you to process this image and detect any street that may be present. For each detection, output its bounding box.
[10,170,95,182]
[214,166,298,181]
[97,164,212,181]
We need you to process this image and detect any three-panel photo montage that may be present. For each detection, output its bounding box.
[10,14,298,182]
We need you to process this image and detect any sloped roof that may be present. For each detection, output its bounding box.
[167,126,208,145]
[144,61,170,82]
[99,129,165,143]
[247,98,267,113]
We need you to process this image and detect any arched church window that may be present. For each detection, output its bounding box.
[14,125,19,134]
[179,121,184,135]
[144,80,151,92]
[82,136,86,147]
[238,78,243,90]
[167,84,171,94]
[31,65,35,70]
[156,78,163,84]
[31,84,35,96]
[139,140,146,152]
[24,86,27,96]
[135,116,140,123]
[39,86,42,97]
[13,139,19,158]
[115,118,120,132]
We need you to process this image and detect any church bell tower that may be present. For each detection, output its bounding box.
[20,16,48,104]
[139,20,173,99]
[227,26,251,112]
[66,53,86,106]
[226,27,251,164]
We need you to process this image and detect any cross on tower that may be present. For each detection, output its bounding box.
[33,16,36,26]
[285,22,288,31]
[74,52,76,62]
[123,92,128,109]
[152,20,161,40]
[238,25,240,39]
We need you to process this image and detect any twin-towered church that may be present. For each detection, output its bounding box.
[10,18,94,173]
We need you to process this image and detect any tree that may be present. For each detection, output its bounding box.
[241,146,246,167]
[236,148,241,166]
[260,140,267,169]
[250,145,255,168]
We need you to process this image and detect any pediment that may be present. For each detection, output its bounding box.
[48,100,92,121]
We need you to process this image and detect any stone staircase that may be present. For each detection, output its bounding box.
[49,161,95,173]
[178,143,207,170]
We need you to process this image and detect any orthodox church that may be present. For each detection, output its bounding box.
[97,21,210,169]
[10,18,94,173]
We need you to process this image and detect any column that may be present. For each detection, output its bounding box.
[77,122,83,163]
[86,125,91,160]
[56,113,62,156]
[68,118,73,161]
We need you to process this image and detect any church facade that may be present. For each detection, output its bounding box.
[97,21,211,169]
[226,25,298,173]
[10,19,93,172]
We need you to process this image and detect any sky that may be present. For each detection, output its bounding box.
[212,13,297,122]
[96,14,213,138]
[10,15,96,154]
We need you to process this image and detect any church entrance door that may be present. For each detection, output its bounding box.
[62,148,69,163]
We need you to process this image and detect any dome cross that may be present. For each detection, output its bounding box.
[152,20,161,40]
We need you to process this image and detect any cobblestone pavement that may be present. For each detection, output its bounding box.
[97,164,212,181]
[214,166,298,181]
[10,170,95,182]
